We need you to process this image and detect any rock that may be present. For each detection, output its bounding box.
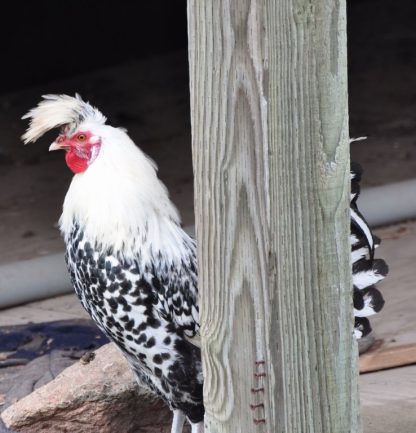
[1,344,175,433]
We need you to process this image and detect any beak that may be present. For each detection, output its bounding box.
[49,141,69,151]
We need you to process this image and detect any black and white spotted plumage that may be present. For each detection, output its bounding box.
[66,223,204,423]
[351,162,387,338]
[22,95,387,432]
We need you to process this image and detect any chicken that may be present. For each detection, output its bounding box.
[22,94,387,433]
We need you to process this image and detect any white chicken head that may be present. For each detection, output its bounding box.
[22,94,107,173]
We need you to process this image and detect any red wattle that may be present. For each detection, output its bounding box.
[65,151,89,174]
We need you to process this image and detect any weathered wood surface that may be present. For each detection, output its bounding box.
[188,0,358,433]
[360,342,416,373]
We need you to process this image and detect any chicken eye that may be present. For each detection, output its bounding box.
[77,134,86,141]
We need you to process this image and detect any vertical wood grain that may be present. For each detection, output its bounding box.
[187,1,360,432]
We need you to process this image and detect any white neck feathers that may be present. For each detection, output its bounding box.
[60,126,193,263]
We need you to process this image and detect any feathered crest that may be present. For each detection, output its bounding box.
[22,94,106,144]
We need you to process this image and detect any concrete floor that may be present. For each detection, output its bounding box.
[361,365,416,433]
[358,222,416,432]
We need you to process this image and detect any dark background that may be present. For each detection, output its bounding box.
[0,1,188,94]
[1,0,415,100]
[2,0,416,153]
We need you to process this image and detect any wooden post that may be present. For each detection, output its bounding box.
[188,1,360,432]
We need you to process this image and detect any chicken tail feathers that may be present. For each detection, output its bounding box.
[351,163,387,338]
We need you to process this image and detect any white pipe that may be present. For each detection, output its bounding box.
[0,253,72,309]
[359,178,416,227]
